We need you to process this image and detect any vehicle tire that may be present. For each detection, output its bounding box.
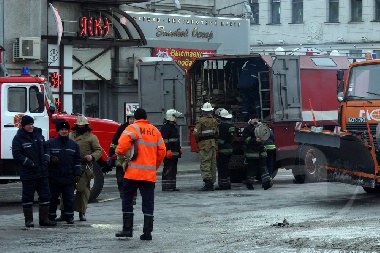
[363,186,380,194]
[292,144,327,183]
[89,162,104,203]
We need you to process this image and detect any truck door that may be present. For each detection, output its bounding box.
[138,61,187,126]
[1,83,49,159]
[271,56,302,122]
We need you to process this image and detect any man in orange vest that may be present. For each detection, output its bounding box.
[115,108,166,241]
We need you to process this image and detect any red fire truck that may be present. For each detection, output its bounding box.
[187,54,351,183]
[0,66,119,202]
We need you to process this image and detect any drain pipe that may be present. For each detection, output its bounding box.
[0,45,8,77]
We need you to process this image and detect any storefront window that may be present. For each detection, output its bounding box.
[72,80,100,117]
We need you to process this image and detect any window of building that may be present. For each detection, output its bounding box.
[249,0,259,24]
[375,0,380,21]
[271,0,281,24]
[292,0,303,23]
[351,0,362,22]
[73,80,100,118]
[349,49,362,57]
[328,0,339,22]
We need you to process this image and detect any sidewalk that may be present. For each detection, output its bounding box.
[156,146,200,176]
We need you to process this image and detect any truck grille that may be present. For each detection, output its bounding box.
[346,122,379,149]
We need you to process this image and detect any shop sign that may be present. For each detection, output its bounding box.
[79,16,110,37]
[153,47,216,71]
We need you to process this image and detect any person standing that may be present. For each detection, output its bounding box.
[215,109,235,190]
[69,115,102,221]
[193,102,219,191]
[160,109,183,191]
[107,111,135,198]
[115,108,166,240]
[242,114,273,190]
[12,115,56,227]
[48,121,82,224]
[263,128,276,177]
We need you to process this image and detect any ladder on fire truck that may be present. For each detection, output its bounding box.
[258,71,270,120]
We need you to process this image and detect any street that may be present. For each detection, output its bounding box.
[1,158,380,253]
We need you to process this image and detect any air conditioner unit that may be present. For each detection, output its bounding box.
[13,37,41,61]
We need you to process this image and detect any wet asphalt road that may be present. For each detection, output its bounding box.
[1,161,380,252]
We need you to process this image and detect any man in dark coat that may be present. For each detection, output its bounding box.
[12,115,56,227]
[48,121,82,224]
[160,109,183,191]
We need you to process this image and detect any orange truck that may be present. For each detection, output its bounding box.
[294,55,380,192]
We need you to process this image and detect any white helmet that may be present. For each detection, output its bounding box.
[214,108,225,117]
[75,115,89,125]
[166,109,182,121]
[201,102,214,111]
[220,109,232,119]
[126,111,134,118]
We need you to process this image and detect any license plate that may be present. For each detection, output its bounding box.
[348,117,366,123]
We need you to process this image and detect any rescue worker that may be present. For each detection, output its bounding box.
[115,108,166,240]
[160,109,183,191]
[215,109,235,190]
[242,114,273,190]
[69,115,102,221]
[12,115,56,227]
[193,102,219,191]
[263,128,276,177]
[107,111,136,199]
[47,121,82,224]
[214,108,225,123]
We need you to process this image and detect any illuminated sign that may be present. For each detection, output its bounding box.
[50,72,62,88]
[79,16,110,37]
[154,47,216,71]
[54,98,63,112]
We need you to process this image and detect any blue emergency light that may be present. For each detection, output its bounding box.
[21,66,30,75]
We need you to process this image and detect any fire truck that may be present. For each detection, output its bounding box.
[187,54,351,183]
[0,66,119,202]
[295,55,380,192]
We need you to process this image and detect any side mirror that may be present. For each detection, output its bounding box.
[336,69,344,81]
[49,105,56,114]
[337,80,345,102]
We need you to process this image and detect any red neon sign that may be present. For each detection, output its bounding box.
[54,98,63,112]
[80,16,110,37]
[49,72,62,88]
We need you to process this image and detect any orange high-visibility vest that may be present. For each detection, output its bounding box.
[116,119,166,182]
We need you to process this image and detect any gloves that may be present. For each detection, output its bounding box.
[106,156,113,168]
[51,156,59,163]
[75,176,81,183]
[179,149,183,155]
[166,150,173,159]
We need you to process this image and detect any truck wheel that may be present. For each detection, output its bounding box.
[363,186,380,194]
[292,144,327,183]
[89,162,104,203]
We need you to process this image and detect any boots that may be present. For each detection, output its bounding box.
[23,207,34,228]
[55,210,65,222]
[200,180,214,191]
[79,212,86,221]
[115,213,134,237]
[140,215,154,240]
[39,206,57,226]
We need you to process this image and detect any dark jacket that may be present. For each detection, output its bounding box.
[242,123,264,154]
[109,122,130,157]
[48,135,82,185]
[160,121,181,158]
[217,119,235,155]
[12,127,50,180]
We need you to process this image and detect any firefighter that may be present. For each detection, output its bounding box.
[242,114,273,190]
[11,115,56,227]
[160,109,183,191]
[69,115,102,221]
[107,111,136,200]
[214,108,225,123]
[47,121,82,224]
[263,128,276,177]
[115,108,166,240]
[215,109,235,190]
[193,102,219,191]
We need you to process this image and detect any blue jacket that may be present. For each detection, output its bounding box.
[48,135,82,185]
[12,127,50,180]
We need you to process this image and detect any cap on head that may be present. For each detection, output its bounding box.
[126,111,135,118]
[134,108,147,120]
[201,102,214,111]
[21,115,34,127]
[220,109,232,119]
[75,115,89,125]
[214,108,225,117]
[165,109,182,121]
[56,121,70,132]
[250,114,259,120]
